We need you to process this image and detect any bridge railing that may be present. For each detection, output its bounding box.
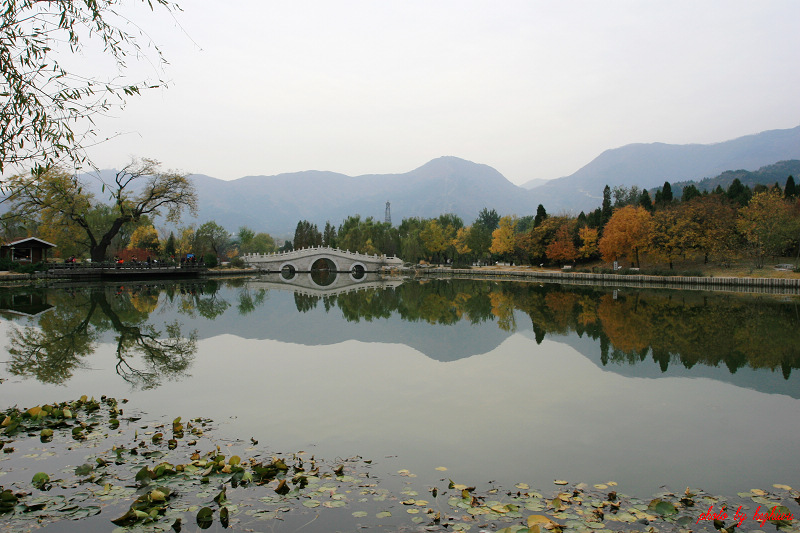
[243,246,401,262]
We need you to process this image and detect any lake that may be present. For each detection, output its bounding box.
[1,275,799,531]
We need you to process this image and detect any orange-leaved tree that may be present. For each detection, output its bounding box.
[598,205,652,268]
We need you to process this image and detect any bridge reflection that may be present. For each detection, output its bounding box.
[251,271,404,296]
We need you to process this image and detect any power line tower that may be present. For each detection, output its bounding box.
[385,201,391,225]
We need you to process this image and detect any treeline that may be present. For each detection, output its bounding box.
[6,162,796,270]
[285,174,800,269]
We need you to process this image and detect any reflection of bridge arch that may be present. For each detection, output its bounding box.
[253,272,404,296]
[244,246,403,273]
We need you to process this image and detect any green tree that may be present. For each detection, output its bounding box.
[7,159,196,261]
[323,221,338,247]
[534,204,548,226]
[601,185,613,225]
[726,178,751,207]
[195,221,230,258]
[293,220,322,249]
[655,181,673,206]
[639,190,654,212]
[0,0,178,173]
[784,175,798,199]
[475,208,500,231]
[164,232,177,259]
[680,184,702,203]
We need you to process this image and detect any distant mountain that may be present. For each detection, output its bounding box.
[531,125,800,213]
[666,160,800,197]
[183,156,541,236]
[72,125,800,236]
[520,177,551,190]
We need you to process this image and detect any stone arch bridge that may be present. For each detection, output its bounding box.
[242,246,404,274]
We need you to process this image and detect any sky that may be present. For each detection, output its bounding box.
[79,0,800,185]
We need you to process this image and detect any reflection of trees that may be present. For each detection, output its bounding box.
[7,296,99,383]
[324,280,800,378]
[6,287,197,389]
[168,280,231,319]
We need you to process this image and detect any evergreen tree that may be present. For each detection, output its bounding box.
[681,184,701,203]
[726,178,751,206]
[164,232,177,259]
[639,190,654,211]
[601,185,612,224]
[534,204,548,226]
[655,181,673,206]
[784,175,798,199]
[322,221,337,248]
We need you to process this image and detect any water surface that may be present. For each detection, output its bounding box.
[1,276,798,498]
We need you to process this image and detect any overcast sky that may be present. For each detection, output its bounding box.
[84,0,800,185]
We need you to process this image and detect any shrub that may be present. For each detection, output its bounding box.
[230,257,245,269]
[203,253,218,268]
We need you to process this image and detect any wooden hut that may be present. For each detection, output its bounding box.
[0,237,57,264]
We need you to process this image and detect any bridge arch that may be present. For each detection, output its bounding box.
[279,262,297,281]
[349,261,367,281]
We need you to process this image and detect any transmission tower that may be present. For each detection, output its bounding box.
[385,201,391,225]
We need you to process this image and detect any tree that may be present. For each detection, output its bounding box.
[655,181,673,206]
[489,215,517,261]
[419,219,448,262]
[546,223,578,265]
[726,178,751,206]
[649,207,685,269]
[293,220,322,249]
[322,221,337,247]
[680,184,702,203]
[601,185,612,225]
[475,208,500,231]
[7,159,196,261]
[785,176,798,199]
[639,190,654,212]
[578,226,599,260]
[195,221,230,258]
[737,189,797,267]
[164,232,177,259]
[129,225,160,255]
[598,205,652,267]
[1,0,178,173]
[534,204,548,226]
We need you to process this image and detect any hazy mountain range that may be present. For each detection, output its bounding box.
[86,125,800,236]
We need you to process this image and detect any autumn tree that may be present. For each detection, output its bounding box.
[598,205,652,268]
[546,223,578,265]
[679,196,738,264]
[649,207,684,269]
[129,225,161,255]
[419,219,448,263]
[737,189,797,267]
[1,0,178,173]
[489,215,517,261]
[578,226,599,260]
[7,159,196,262]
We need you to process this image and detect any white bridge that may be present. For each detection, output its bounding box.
[242,246,404,274]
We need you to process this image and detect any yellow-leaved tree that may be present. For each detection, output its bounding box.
[598,205,652,268]
[489,215,517,261]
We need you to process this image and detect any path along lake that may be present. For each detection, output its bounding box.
[1,275,799,530]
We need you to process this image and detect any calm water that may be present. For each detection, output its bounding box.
[1,275,799,499]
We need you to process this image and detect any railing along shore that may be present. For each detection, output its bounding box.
[418,267,800,294]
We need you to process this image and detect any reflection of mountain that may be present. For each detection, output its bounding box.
[530,331,800,400]
[5,279,800,398]
[184,287,511,362]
